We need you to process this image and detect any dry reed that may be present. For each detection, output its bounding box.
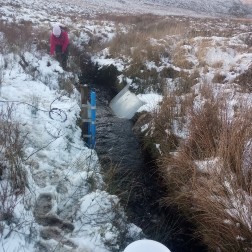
[158,93,252,251]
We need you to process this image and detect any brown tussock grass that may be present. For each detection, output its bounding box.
[211,61,223,69]
[172,44,194,69]
[198,82,216,100]
[178,93,195,119]
[0,104,26,193]
[102,14,189,38]
[191,179,251,252]
[143,95,179,158]
[146,91,194,158]
[234,64,252,92]
[109,29,148,57]
[218,109,252,191]
[152,18,189,38]
[158,92,252,251]
[0,20,52,54]
[194,38,213,66]
[105,13,252,96]
[108,14,190,62]
[192,119,252,251]
[130,42,168,65]
[184,100,223,160]
[175,70,200,95]
[212,71,226,83]
[159,151,197,205]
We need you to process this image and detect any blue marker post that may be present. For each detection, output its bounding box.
[80,85,96,149]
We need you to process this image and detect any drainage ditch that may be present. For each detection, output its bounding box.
[91,84,207,252]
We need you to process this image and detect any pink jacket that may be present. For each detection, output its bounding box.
[50,30,69,55]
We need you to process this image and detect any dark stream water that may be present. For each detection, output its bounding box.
[91,85,207,252]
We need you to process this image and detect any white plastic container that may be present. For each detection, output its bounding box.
[124,239,171,252]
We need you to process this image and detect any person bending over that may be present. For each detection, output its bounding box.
[50,24,69,70]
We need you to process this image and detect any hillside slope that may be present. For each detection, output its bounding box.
[0,0,251,17]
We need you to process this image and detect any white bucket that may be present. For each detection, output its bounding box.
[109,84,145,119]
[124,239,171,252]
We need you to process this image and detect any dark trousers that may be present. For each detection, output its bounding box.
[55,45,69,69]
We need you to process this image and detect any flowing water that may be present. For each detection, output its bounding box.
[89,85,207,252]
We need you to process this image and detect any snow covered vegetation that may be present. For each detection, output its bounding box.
[1,0,252,251]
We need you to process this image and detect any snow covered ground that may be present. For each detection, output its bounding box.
[0,48,144,252]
